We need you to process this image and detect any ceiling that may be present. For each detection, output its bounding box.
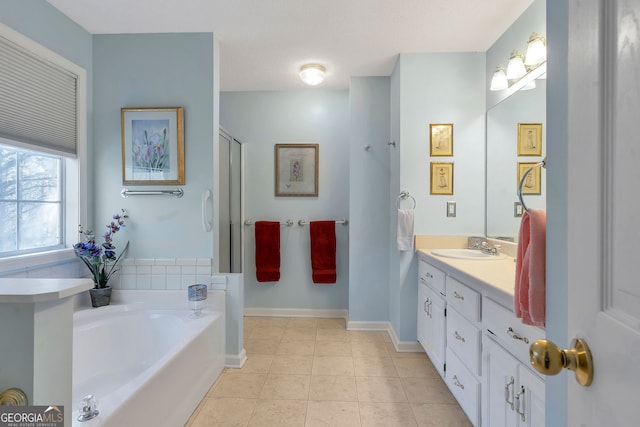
[46,0,534,91]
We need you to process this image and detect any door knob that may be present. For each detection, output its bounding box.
[529,338,594,386]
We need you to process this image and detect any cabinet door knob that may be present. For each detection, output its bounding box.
[454,331,466,343]
[452,375,465,389]
[515,385,526,421]
[453,291,464,300]
[507,327,529,344]
[504,376,515,410]
[529,338,594,386]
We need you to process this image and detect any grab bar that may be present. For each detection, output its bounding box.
[396,190,416,209]
[121,188,184,198]
[297,219,349,226]
[517,157,546,212]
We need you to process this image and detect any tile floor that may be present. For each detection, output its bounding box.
[185,316,472,427]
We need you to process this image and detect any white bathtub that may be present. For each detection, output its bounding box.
[72,290,225,427]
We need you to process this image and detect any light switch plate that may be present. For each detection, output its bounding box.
[447,201,456,217]
[514,202,524,217]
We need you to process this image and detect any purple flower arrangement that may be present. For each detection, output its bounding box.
[74,210,129,289]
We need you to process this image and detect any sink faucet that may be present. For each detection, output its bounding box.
[468,238,501,255]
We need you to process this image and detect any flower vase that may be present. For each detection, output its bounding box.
[89,286,112,307]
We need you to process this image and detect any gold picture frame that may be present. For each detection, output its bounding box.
[121,107,185,185]
[517,162,541,195]
[430,123,453,156]
[517,123,543,156]
[430,162,454,195]
[275,143,319,197]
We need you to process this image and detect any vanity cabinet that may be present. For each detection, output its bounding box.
[417,259,446,378]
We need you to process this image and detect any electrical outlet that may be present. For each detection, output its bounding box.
[446,201,456,217]
[514,202,524,217]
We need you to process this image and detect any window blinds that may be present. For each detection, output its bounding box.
[0,35,78,157]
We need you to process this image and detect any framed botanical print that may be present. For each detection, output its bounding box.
[275,143,319,197]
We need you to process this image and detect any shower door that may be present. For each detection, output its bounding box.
[219,130,243,273]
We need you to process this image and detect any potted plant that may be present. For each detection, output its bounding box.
[74,210,129,307]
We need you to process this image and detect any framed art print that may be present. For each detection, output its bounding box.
[517,123,543,156]
[121,107,185,185]
[430,123,453,157]
[275,143,319,197]
[430,162,454,195]
[517,162,541,195]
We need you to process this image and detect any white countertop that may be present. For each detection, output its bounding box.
[417,249,517,309]
[0,278,94,303]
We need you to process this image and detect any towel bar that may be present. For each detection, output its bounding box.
[297,219,349,226]
[244,219,294,226]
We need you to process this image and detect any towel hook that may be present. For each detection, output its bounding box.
[517,157,546,212]
[396,191,416,209]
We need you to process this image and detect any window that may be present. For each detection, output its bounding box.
[0,143,64,256]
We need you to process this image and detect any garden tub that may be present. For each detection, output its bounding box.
[72,290,225,427]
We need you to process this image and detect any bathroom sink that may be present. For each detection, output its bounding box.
[431,248,506,260]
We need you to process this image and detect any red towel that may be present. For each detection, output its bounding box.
[514,209,546,326]
[255,221,280,282]
[310,221,336,284]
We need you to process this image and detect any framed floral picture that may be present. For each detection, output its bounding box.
[430,162,454,195]
[275,143,318,197]
[121,107,185,185]
[430,123,453,156]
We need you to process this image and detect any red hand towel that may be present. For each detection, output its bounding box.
[514,209,546,327]
[310,221,336,284]
[255,221,280,282]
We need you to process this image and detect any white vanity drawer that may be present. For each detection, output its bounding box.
[447,306,481,376]
[483,297,545,366]
[419,259,446,295]
[446,277,481,322]
[446,348,480,426]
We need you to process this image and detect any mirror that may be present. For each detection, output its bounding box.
[486,80,546,240]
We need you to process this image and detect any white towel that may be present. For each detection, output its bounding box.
[397,209,414,251]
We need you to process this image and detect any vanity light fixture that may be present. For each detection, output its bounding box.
[524,32,547,66]
[490,65,509,91]
[299,64,326,86]
[506,50,527,80]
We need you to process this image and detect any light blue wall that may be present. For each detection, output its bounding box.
[220,91,350,310]
[390,53,486,341]
[92,33,215,258]
[348,77,391,322]
[486,0,546,110]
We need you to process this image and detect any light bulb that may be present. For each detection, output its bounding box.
[525,33,547,66]
[506,50,527,80]
[490,66,508,91]
[299,64,326,86]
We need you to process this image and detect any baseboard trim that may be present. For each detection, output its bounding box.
[347,320,424,353]
[226,348,247,368]
[244,307,348,319]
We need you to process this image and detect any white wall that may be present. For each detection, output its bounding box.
[220,90,350,311]
[348,77,391,322]
[390,53,486,341]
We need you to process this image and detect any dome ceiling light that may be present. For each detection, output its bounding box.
[299,64,326,86]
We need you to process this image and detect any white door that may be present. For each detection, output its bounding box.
[563,1,640,424]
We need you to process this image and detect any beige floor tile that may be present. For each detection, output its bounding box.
[314,340,352,357]
[260,374,311,400]
[354,357,399,377]
[316,328,350,342]
[287,318,318,329]
[348,331,387,343]
[277,340,316,356]
[393,358,439,378]
[248,399,307,427]
[355,377,407,402]
[305,401,361,427]
[269,355,314,375]
[244,317,290,328]
[309,375,358,401]
[385,343,428,359]
[210,372,267,398]
[359,402,417,427]
[282,327,317,341]
[401,377,456,404]
[248,326,286,340]
[245,339,281,356]
[411,403,472,427]
[237,355,273,373]
[190,397,257,427]
[351,341,390,358]
[311,356,355,376]
[317,318,346,329]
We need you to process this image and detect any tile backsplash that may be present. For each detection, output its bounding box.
[113,258,213,290]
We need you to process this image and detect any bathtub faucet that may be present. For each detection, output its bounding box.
[77,394,99,422]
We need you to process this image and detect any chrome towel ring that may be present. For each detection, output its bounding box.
[396,191,416,209]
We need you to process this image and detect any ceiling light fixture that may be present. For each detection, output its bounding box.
[489,66,509,91]
[506,50,527,80]
[299,64,326,86]
[524,32,547,66]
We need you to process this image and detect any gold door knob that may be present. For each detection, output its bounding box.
[529,338,594,387]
